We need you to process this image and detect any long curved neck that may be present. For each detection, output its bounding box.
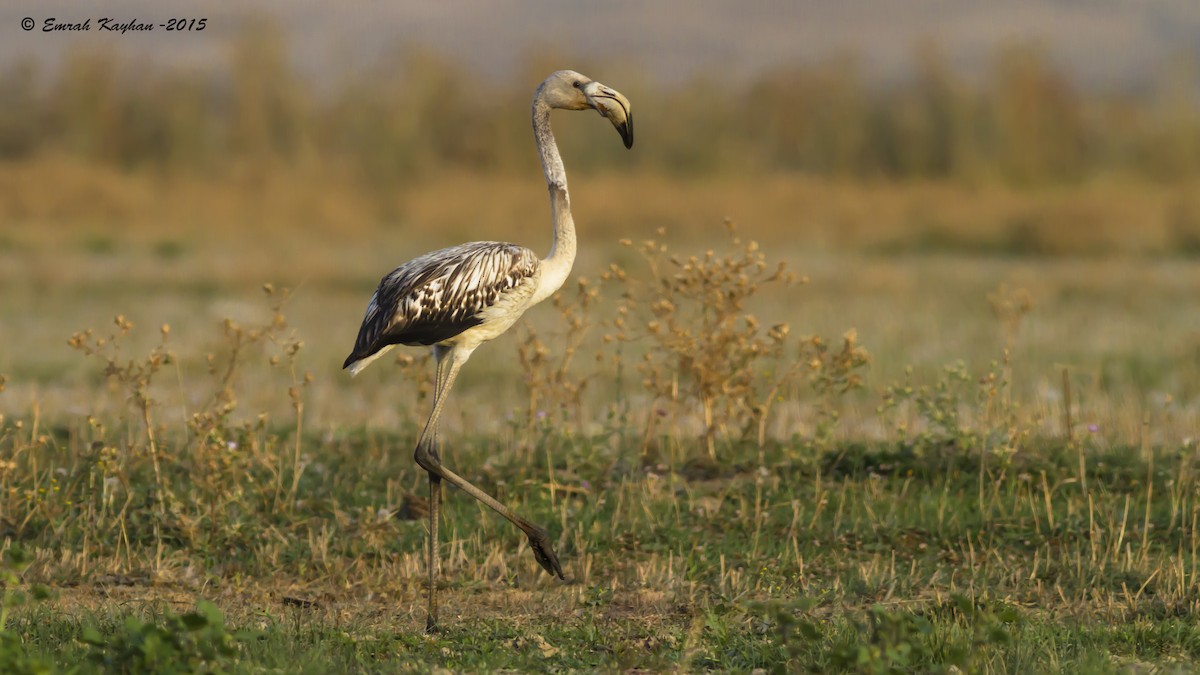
[529,96,576,305]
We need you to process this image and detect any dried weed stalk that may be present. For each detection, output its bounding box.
[604,220,870,458]
[516,277,603,434]
[68,315,173,568]
[57,285,317,571]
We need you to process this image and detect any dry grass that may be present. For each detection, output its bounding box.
[3,157,1200,257]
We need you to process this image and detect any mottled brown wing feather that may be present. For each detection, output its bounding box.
[343,242,538,368]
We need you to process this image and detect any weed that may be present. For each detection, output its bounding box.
[756,594,1019,674]
[604,220,869,458]
[80,601,253,674]
[516,276,603,434]
[0,547,53,675]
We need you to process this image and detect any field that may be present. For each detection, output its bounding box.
[1,149,1199,672]
[3,28,1200,671]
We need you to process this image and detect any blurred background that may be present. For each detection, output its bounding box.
[1,0,1198,440]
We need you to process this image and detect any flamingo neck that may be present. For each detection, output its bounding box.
[530,98,576,305]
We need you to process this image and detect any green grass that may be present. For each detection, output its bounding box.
[3,420,1200,672]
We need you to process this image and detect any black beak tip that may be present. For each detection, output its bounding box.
[619,119,633,149]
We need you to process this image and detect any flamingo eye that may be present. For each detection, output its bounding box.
[573,80,582,89]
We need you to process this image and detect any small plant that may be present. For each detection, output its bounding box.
[984,283,1033,448]
[754,598,823,674]
[758,594,1017,674]
[877,283,1035,458]
[830,604,942,674]
[81,600,252,674]
[879,361,978,448]
[0,546,53,675]
[260,285,314,512]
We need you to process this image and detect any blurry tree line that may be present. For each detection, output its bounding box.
[0,26,1197,185]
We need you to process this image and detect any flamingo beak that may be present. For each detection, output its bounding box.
[583,82,634,149]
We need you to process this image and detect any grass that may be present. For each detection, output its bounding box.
[3,428,1200,672]
[1,163,1199,671]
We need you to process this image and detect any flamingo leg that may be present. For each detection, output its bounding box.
[413,348,564,630]
[424,348,448,633]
